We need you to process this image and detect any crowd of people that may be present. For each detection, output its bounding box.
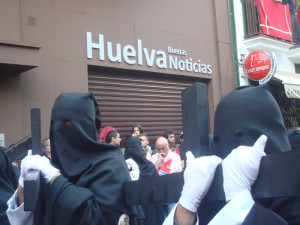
[1,84,300,224]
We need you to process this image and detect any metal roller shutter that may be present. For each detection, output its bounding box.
[88,70,205,147]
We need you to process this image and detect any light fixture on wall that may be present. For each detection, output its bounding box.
[239,46,247,66]
[238,45,248,81]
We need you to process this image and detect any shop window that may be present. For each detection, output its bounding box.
[295,64,300,73]
[269,81,300,128]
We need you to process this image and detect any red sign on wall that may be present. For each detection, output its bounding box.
[244,50,277,84]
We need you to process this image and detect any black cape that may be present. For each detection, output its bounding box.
[44,92,143,225]
[287,128,300,150]
[125,137,164,225]
[0,149,18,225]
[243,203,287,225]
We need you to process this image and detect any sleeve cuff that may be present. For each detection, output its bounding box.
[163,203,199,225]
[6,189,34,225]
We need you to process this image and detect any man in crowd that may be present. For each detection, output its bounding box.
[163,130,176,143]
[163,130,184,169]
[139,133,153,160]
[150,137,182,175]
[41,138,51,162]
[105,130,121,146]
[99,126,116,143]
[151,136,182,218]
[163,130,181,155]
[169,142,177,153]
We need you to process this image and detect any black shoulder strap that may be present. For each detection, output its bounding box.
[243,203,288,225]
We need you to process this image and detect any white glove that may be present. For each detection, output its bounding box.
[20,152,59,183]
[222,135,267,202]
[18,150,32,188]
[178,151,222,213]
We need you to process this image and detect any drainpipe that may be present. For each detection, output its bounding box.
[228,0,240,87]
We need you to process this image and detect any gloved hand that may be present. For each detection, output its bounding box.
[18,150,32,188]
[222,135,267,202]
[178,151,222,213]
[20,152,59,184]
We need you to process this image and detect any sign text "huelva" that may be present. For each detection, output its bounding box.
[86,32,212,74]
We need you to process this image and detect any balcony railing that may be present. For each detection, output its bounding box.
[242,0,260,38]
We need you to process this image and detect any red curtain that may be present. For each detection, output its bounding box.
[255,0,292,41]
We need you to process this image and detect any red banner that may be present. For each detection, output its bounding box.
[297,9,300,41]
[256,0,292,41]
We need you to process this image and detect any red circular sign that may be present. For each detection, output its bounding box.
[244,51,271,81]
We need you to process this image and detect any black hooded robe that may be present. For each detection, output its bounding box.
[0,149,18,225]
[124,137,164,225]
[41,92,143,225]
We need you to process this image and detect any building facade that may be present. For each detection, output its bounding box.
[0,0,234,147]
[231,0,300,129]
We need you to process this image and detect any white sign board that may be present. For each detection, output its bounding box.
[86,32,213,75]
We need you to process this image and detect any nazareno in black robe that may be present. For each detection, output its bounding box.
[198,85,300,225]
[287,128,300,151]
[42,92,143,225]
[124,137,164,225]
[0,149,18,225]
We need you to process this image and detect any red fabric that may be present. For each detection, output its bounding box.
[158,159,172,176]
[256,0,292,41]
[297,9,300,41]
[99,126,116,143]
[175,146,182,160]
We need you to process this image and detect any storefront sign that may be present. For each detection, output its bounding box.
[284,84,300,99]
[244,50,276,84]
[86,32,212,75]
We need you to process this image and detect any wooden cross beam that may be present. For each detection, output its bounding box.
[181,82,210,157]
[30,108,41,156]
[24,108,44,225]
[4,135,32,162]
